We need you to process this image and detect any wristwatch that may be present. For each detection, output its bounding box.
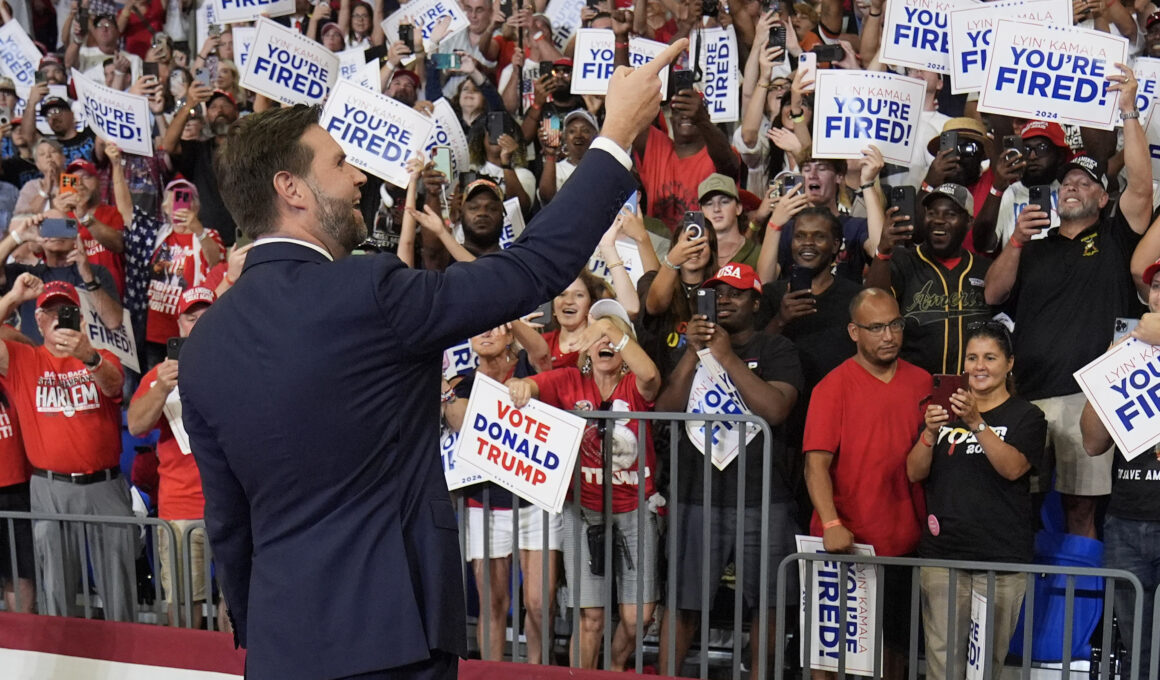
[79,213,94,227]
[83,351,102,369]
[974,421,987,433]
[81,279,101,291]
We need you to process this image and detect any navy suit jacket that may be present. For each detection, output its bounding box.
[179,148,634,679]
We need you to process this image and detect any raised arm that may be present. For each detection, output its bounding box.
[0,273,45,377]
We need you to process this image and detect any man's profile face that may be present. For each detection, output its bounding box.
[849,296,904,367]
[301,126,368,253]
[178,305,209,337]
[461,192,504,243]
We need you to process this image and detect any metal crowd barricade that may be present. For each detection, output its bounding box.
[180,519,220,631]
[0,510,178,623]
[464,409,775,680]
[775,552,1147,680]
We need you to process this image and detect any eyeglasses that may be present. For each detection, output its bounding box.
[853,318,905,335]
[1025,141,1054,156]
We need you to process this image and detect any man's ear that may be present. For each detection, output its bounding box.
[272,171,310,211]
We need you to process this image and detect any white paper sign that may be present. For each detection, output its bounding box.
[241,18,339,106]
[811,70,926,166]
[1121,58,1160,127]
[587,239,645,287]
[629,37,672,99]
[1145,99,1160,180]
[233,25,257,69]
[443,338,479,381]
[690,26,740,124]
[1074,337,1160,461]
[881,0,979,74]
[214,0,294,24]
[71,70,154,158]
[795,536,880,677]
[422,98,471,180]
[978,20,1128,131]
[452,374,585,513]
[947,0,1071,94]
[499,197,525,249]
[569,30,671,97]
[337,46,371,86]
[441,427,486,490]
[966,590,988,680]
[320,79,433,187]
[0,22,41,89]
[686,363,759,470]
[544,0,587,48]
[78,292,140,374]
[381,0,469,52]
[162,386,192,455]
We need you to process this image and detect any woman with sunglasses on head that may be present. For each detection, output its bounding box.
[907,321,1046,680]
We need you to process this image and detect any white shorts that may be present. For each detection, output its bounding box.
[466,505,563,561]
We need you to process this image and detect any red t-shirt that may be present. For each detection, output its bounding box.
[635,125,721,234]
[122,0,165,58]
[146,229,223,344]
[0,342,123,474]
[530,368,656,513]
[131,364,205,520]
[802,358,931,556]
[70,204,126,297]
[0,397,28,487]
[963,168,996,255]
[540,329,579,370]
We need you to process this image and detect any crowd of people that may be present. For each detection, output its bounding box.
[1,0,1160,677]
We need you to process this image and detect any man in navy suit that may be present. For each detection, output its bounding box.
[179,40,688,680]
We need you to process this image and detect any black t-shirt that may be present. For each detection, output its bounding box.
[1108,448,1160,521]
[1011,208,1144,399]
[890,245,993,375]
[59,128,97,165]
[452,350,537,508]
[918,397,1046,563]
[173,138,239,246]
[1,157,38,188]
[674,332,803,507]
[776,214,869,284]
[635,270,696,381]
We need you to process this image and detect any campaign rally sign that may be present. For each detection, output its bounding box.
[233,25,257,68]
[570,30,671,97]
[382,0,468,52]
[452,374,584,513]
[422,98,471,180]
[78,292,140,374]
[544,0,588,48]
[241,18,339,106]
[796,535,880,676]
[499,197,525,249]
[812,70,926,166]
[881,0,978,74]
[966,590,989,680]
[690,26,741,124]
[947,0,1071,94]
[1123,58,1160,127]
[443,337,479,381]
[321,80,433,187]
[630,37,672,99]
[978,20,1128,131]
[0,22,41,89]
[1074,337,1160,461]
[587,238,644,287]
[441,427,486,491]
[71,70,154,158]
[214,0,294,24]
[1145,99,1160,180]
[337,46,375,89]
[686,359,760,470]
[195,0,220,54]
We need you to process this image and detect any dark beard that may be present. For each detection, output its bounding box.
[308,178,366,254]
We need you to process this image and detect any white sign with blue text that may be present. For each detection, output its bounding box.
[689,26,740,124]
[978,19,1128,131]
[233,25,257,69]
[544,0,588,49]
[214,0,294,24]
[321,80,434,188]
[0,21,41,89]
[947,0,1071,94]
[382,0,469,53]
[570,30,671,97]
[241,18,339,106]
[71,70,154,158]
[686,358,759,470]
[812,70,926,166]
[882,0,979,74]
[422,98,471,181]
[795,535,880,677]
[441,427,486,491]
[1074,337,1160,461]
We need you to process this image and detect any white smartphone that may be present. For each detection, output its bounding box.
[798,52,817,92]
[432,146,453,180]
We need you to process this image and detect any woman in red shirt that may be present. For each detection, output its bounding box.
[507,299,661,671]
[517,271,610,372]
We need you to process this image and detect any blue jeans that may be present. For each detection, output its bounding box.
[1104,515,1160,678]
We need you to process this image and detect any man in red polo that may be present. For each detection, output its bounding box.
[0,276,136,621]
[129,286,216,628]
[55,158,127,296]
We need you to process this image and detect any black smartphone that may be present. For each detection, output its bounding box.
[167,337,185,361]
[586,0,600,8]
[539,60,555,77]
[499,0,514,17]
[486,112,505,144]
[930,373,967,415]
[77,7,89,34]
[789,265,813,293]
[672,69,695,94]
[56,305,81,332]
[143,61,160,79]
[1028,184,1053,212]
[890,185,917,237]
[939,131,959,157]
[769,25,786,49]
[459,170,480,189]
[781,173,803,196]
[398,24,415,50]
[683,211,705,241]
[364,44,388,63]
[762,0,781,13]
[811,43,844,63]
[34,70,47,85]
[701,0,718,17]
[1002,134,1023,158]
[41,217,79,240]
[696,288,717,322]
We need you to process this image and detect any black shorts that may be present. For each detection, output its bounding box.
[0,481,35,583]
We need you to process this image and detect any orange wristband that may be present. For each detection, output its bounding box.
[1008,235,1023,249]
[822,519,843,530]
[921,431,933,447]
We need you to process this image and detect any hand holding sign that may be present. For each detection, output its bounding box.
[1106,62,1138,115]
[601,38,689,150]
[506,377,536,408]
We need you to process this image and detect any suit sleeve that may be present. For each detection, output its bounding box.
[375,149,637,351]
[181,394,253,647]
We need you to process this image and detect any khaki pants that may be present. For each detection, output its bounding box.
[158,519,207,605]
[920,568,1026,680]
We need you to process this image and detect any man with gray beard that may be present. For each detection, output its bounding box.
[984,62,1154,540]
[159,81,242,245]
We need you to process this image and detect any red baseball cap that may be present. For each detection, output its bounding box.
[1020,121,1067,149]
[66,159,98,176]
[37,281,80,309]
[553,58,574,68]
[177,286,216,315]
[702,263,762,294]
[1144,259,1160,288]
[389,69,420,89]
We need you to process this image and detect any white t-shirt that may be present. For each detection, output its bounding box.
[78,46,143,84]
[994,180,1059,248]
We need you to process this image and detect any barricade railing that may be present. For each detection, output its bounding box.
[179,519,219,631]
[0,510,177,624]
[775,552,1146,680]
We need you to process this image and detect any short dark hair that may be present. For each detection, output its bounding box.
[964,320,1014,358]
[215,105,320,240]
[793,206,843,243]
